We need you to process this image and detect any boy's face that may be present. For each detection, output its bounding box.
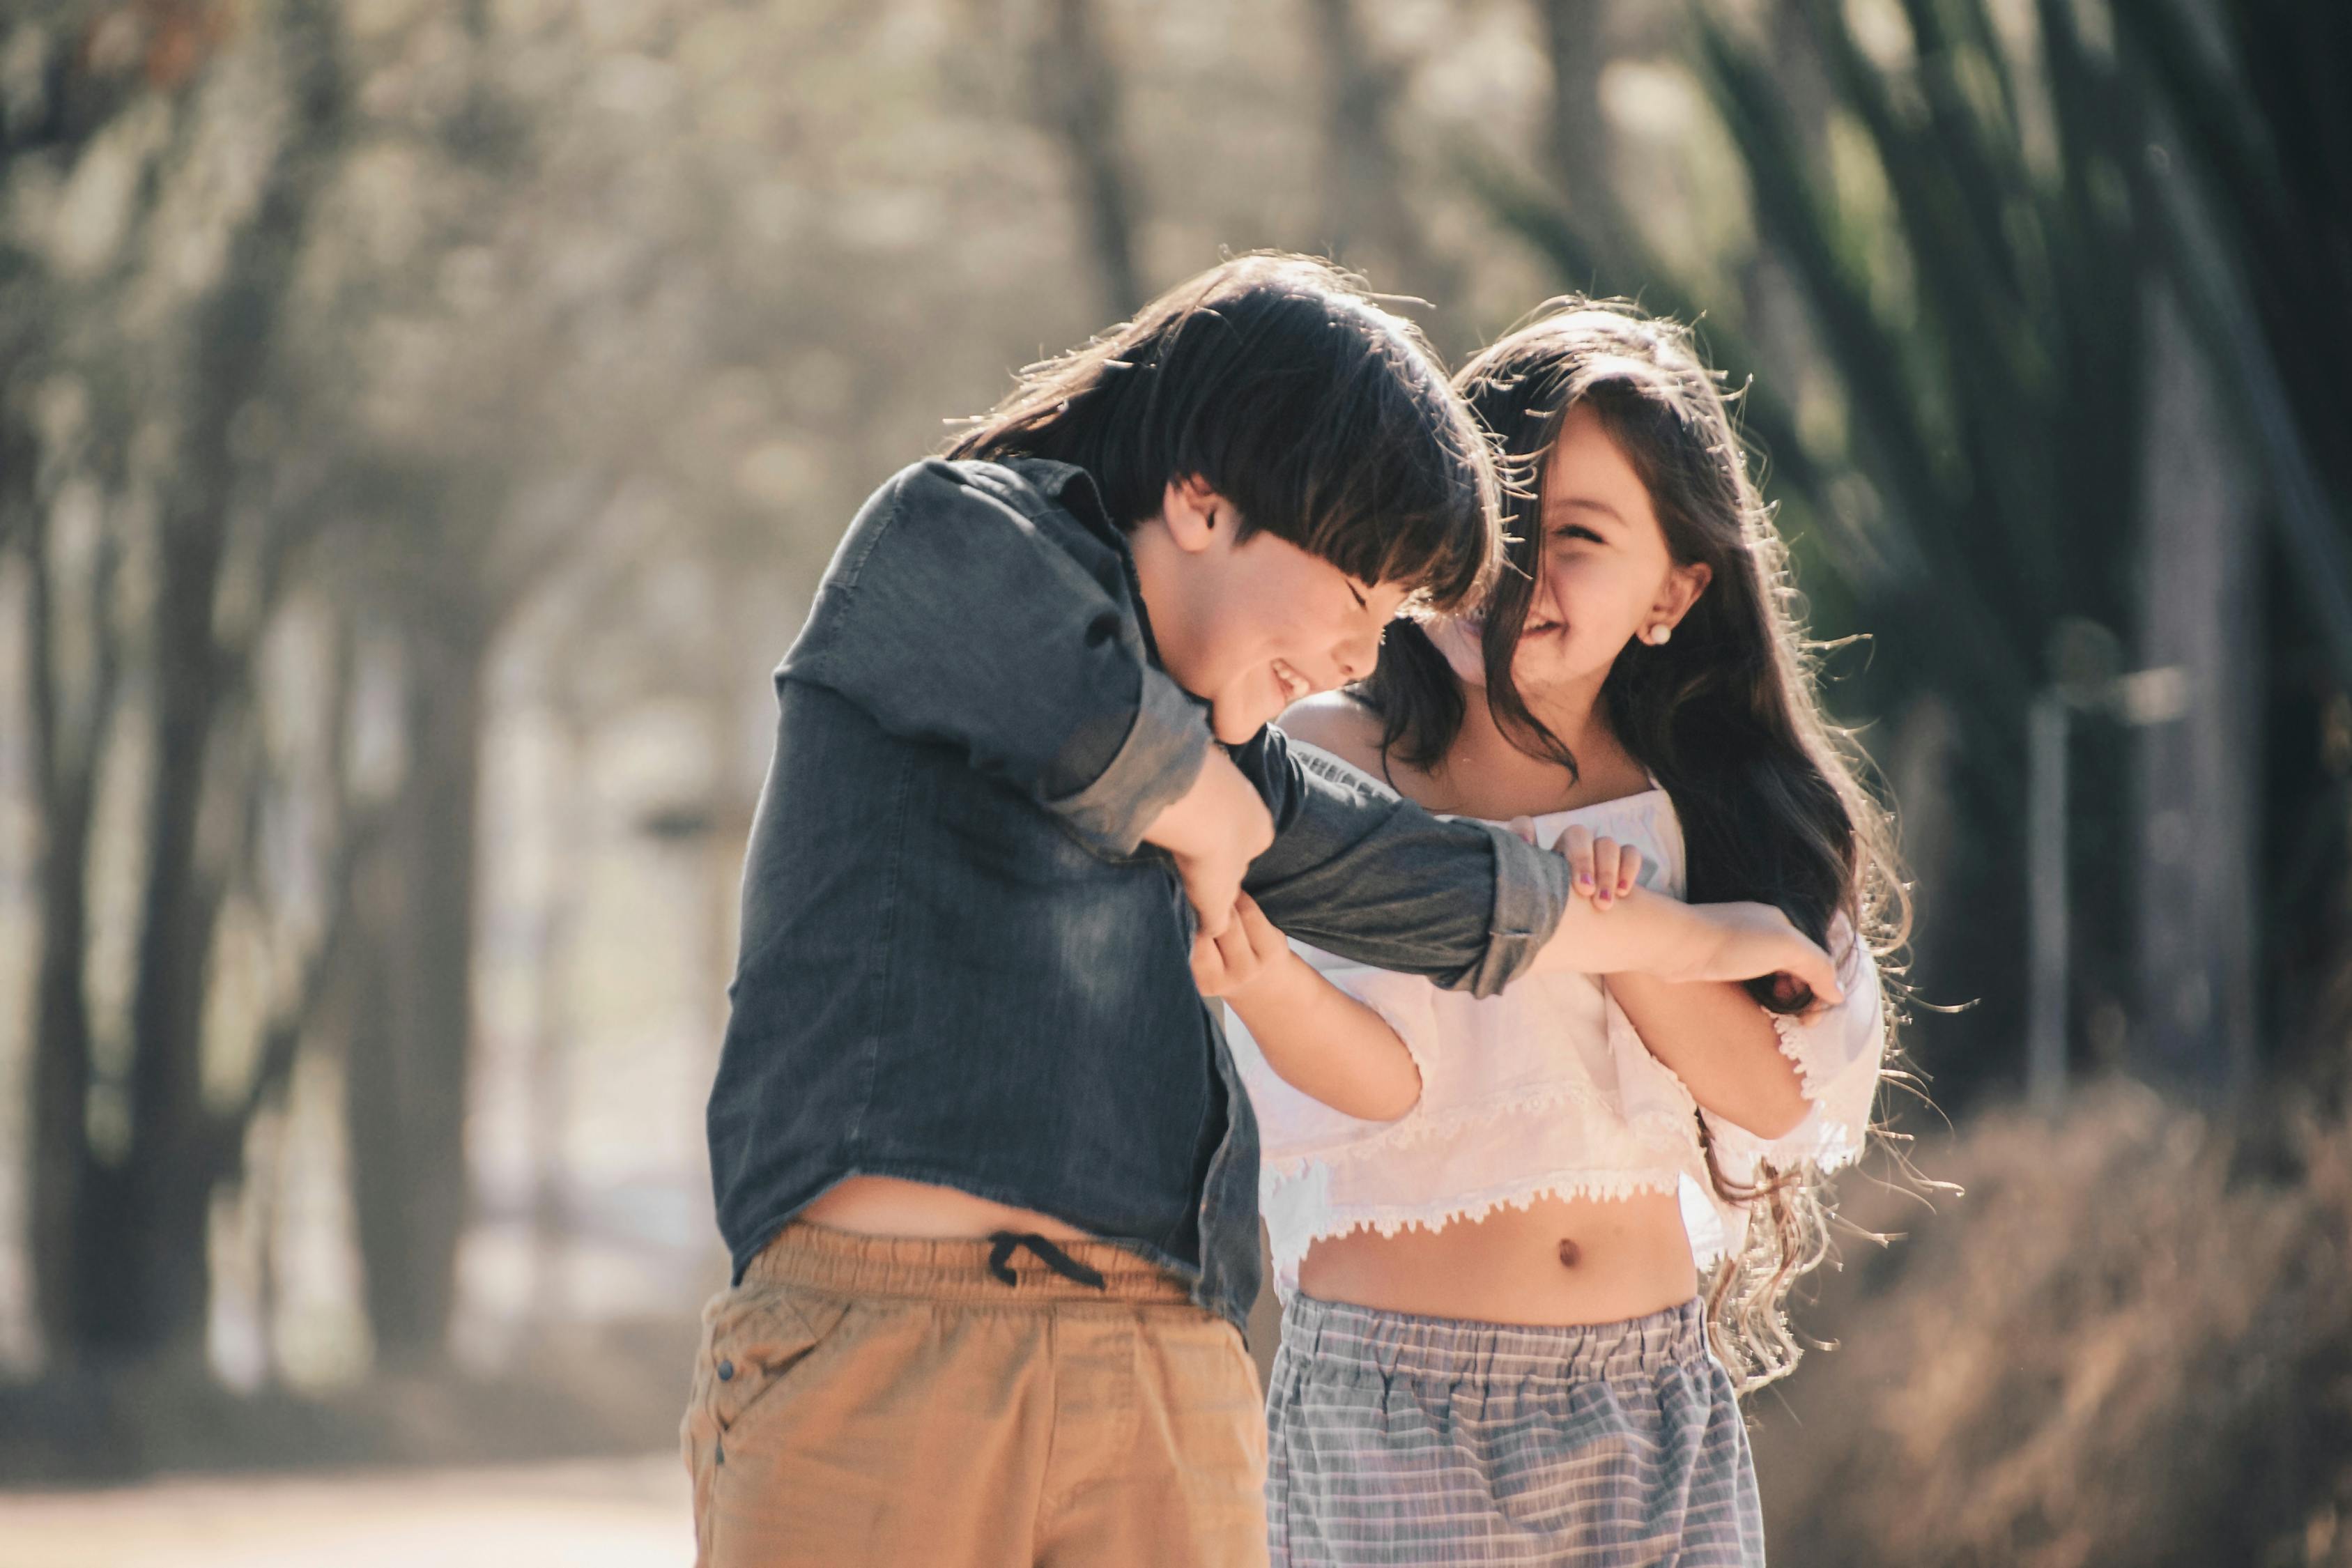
[1132,478,1413,744]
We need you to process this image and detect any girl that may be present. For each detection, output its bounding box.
[1200,300,1902,1567]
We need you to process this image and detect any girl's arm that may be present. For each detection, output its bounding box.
[1620,916,1886,1172]
[1523,884,1843,1006]
[1194,893,1422,1123]
[1535,826,1820,1140]
[1603,974,1811,1139]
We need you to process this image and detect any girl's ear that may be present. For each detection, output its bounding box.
[1654,560,1712,629]
[1160,475,1227,555]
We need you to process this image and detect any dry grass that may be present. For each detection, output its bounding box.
[1755,1082,2352,1568]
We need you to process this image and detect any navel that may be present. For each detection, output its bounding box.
[1556,1238,1583,1269]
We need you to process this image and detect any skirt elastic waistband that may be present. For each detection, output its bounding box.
[1282,1292,1710,1385]
[748,1220,1194,1306]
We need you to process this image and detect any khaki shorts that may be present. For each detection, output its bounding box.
[682,1221,1268,1567]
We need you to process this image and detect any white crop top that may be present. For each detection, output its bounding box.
[1229,783,1885,1298]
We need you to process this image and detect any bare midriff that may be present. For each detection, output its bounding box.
[1296,1188,1698,1325]
[799,1174,1094,1241]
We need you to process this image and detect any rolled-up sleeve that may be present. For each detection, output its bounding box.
[1240,732,1571,996]
[1038,655,1212,853]
[779,460,1210,856]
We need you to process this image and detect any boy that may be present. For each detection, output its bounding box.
[684,256,1837,1567]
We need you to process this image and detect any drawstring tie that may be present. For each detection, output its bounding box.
[987,1231,1107,1290]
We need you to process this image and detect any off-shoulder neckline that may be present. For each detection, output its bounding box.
[1443,784,1671,832]
[1516,784,1670,830]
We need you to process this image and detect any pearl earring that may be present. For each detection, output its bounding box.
[1647,623,1673,646]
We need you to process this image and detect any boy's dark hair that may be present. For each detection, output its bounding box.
[945,253,1500,611]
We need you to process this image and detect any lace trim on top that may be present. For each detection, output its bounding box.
[1712,916,1883,1176]
[1767,1010,1821,1095]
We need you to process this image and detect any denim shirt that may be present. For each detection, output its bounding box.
[706,457,1574,1328]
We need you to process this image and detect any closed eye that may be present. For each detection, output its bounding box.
[1346,582,1368,608]
[1552,525,1606,545]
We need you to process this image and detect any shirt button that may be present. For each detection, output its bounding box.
[716,1359,735,1382]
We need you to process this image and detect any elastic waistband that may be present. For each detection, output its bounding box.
[748,1220,1194,1306]
[1283,1293,1709,1385]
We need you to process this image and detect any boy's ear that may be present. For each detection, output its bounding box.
[1161,475,1228,555]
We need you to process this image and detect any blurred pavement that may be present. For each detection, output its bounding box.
[0,1454,691,1568]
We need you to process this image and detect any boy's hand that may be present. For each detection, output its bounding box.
[1551,824,1643,911]
[1190,891,1294,999]
[1665,900,1845,1006]
[1143,749,1275,940]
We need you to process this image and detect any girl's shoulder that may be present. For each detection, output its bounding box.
[1274,693,1392,779]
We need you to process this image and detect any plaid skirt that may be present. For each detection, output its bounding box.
[1266,1294,1764,1567]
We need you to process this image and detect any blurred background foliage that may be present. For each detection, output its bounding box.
[1,0,2347,1558]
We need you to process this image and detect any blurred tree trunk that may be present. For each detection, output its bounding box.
[342,859,403,1354]
[86,0,348,1362]
[527,712,581,1321]
[2136,286,2257,1092]
[1535,0,1631,276]
[5,0,190,1370]
[103,447,236,1358]
[329,0,548,1363]
[21,471,116,1365]
[1306,0,1457,324]
[346,611,489,1360]
[1029,0,1144,318]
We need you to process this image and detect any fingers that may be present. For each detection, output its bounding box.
[1761,971,1827,1021]
[1591,838,1624,907]
[1190,909,1254,997]
[1505,815,1540,846]
[1182,859,1241,940]
[1585,838,1642,909]
[1553,827,1646,910]
[1192,896,1232,941]
[1211,902,1255,974]
[1189,930,1227,995]
[1783,937,1845,1008]
[1589,836,1619,905]
[1194,893,1287,998]
[1767,969,1840,1022]
[1684,902,1847,1006]
[1558,826,1596,898]
[1233,891,1286,962]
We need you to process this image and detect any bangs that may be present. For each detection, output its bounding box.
[948,253,1502,613]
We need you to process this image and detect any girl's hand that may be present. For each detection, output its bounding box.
[1759,969,1831,1022]
[1670,900,1845,1006]
[1552,824,1645,910]
[1211,891,1424,1122]
[1190,891,1296,999]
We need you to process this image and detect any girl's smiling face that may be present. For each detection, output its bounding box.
[1430,403,1710,696]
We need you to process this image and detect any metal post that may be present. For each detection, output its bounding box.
[2026,692,2070,1115]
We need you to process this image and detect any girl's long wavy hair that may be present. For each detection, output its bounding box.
[1359,299,1910,1391]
